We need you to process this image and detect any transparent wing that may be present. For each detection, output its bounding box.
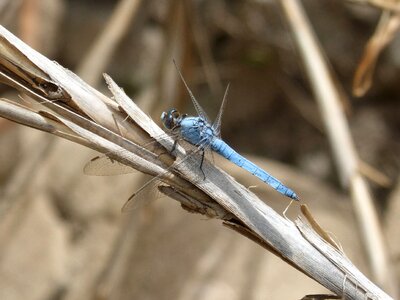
[83,131,182,176]
[121,176,161,212]
[136,130,181,153]
[173,59,211,124]
[84,156,136,176]
[121,142,213,212]
[212,83,230,137]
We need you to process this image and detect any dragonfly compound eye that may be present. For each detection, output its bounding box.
[161,108,180,130]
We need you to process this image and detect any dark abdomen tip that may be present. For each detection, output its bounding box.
[287,190,300,201]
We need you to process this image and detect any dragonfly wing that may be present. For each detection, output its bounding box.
[212,83,230,137]
[121,176,161,212]
[84,130,184,176]
[122,141,212,212]
[84,155,136,176]
[173,60,211,123]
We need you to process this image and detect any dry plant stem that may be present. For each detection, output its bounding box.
[76,0,143,85]
[300,205,340,250]
[353,11,400,97]
[278,0,396,294]
[295,217,390,300]
[154,0,186,115]
[349,0,400,12]
[359,160,391,188]
[185,0,223,98]
[0,26,392,299]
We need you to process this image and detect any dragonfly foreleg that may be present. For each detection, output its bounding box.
[199,150,206,180]
[171,138,178,153]
[154,137,179,161]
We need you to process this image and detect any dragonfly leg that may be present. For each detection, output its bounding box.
[171,139,178,153]
[199,150,206,180]
[158,139,178,157]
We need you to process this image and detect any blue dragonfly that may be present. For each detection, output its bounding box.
[85,66,299,209]
[160,68,299,202]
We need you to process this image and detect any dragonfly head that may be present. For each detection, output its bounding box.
[161,108,182,130]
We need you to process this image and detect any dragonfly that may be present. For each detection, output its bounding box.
[85,65,299,210]
[160,68,299,202]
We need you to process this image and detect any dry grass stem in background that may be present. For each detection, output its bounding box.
[0,25,393,300]
[278,0,397,296]
[76,0,143,86]
[353,10,400,97]
[350,0,400,12]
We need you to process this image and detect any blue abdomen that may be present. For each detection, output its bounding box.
[211,139,298,200]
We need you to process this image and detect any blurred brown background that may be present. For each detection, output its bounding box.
[0,0,399,299]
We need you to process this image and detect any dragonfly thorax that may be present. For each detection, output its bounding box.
[179,116,215,147]
[161,109,216,147]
